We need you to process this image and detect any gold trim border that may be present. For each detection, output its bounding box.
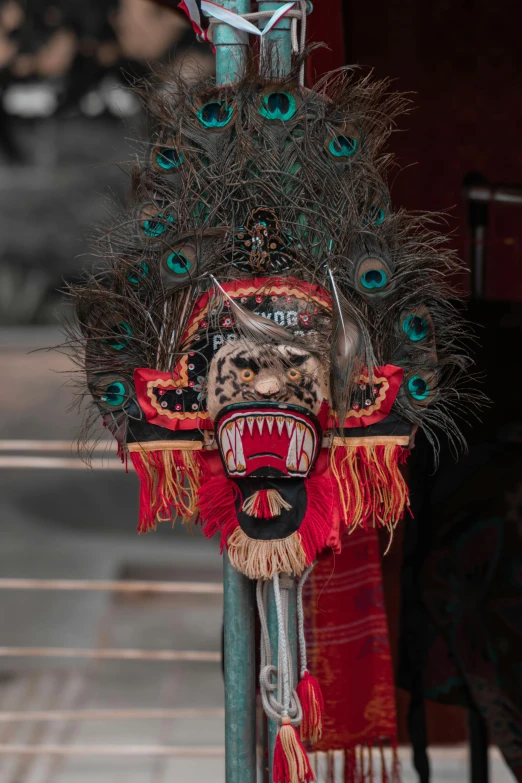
[128,441,203,453]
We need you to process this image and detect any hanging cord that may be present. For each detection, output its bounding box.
[206,1,309,85]
[257,576,302,728]
[296,564,313,678]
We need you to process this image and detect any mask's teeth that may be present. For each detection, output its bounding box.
[234,420,246,473]
[246,416,254,435]
[221,425,236,473]
[298,452,309,472]
[303,428,314,463]
[237,417,245,436]
[286,426,298,473]
[266,416,274,434]
[256,416,264,435]
[295,422,306,453]
[276,416,285,435]
[285,418,294,438]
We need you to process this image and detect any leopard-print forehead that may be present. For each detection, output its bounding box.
[207,339,330,420]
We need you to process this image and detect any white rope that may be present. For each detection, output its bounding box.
[257,576,301,728]
[296,563,314,677]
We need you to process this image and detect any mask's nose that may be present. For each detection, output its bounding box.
[255,377,281,398]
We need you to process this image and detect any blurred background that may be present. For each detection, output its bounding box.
[0,0,521,781]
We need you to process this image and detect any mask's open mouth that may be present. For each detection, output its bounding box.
[214,402,322,478]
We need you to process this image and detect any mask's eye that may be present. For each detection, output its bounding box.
[240,369,255,383]
[356,257,392,294]
[286,368,302,382]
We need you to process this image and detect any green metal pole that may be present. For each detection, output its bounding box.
[214,4,257,782]
[213,4,300,782]
[267,578,298,780]
[258,1,292,78]
[214,0,251,85]
[224,552,256,783]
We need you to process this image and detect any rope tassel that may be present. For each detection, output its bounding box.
[242,488,292,519]
[273,717,314,783]
[296,671,324,744]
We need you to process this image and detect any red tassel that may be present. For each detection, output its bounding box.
[241,488,292,519]
[273,718,314,783]
[296,671,324,744]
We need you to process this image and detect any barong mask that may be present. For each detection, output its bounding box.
[67,48,477,783]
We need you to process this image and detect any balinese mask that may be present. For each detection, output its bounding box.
[68,53,474,783]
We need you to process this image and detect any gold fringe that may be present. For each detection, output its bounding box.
[157,450,201,523]
[331,435,410,447]
[329,443,410,532]
[227,527,307,580]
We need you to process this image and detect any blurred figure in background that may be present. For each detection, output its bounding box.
[0,0,212,325]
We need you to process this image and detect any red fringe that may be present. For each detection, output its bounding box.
[197,476,240,552]
[130,451,156,532]
[198,471,335,566]
[130,449,205,533]
[296,671,324,744]
[299,471,336,564]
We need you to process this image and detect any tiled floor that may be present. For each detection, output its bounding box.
[0,328,515,782]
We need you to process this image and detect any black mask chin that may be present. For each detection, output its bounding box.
[233,477,308,540]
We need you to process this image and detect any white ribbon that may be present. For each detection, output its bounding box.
[200,1,296,36]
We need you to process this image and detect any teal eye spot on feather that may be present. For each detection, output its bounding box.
[155,147,183,170]
[166,252,191,275]
[101,381,126,407]
[402,314,429,341]
[103,321,132,352]
[127,261,149,286]
[259,92,297,121]
[142,212,174,238]
[371,206,386,226]
[356,256,392,295]
[408,374,430,401]
[361,268,387,289]
[197,102,233,128]
[328,135,358,157]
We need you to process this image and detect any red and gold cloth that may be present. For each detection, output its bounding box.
[305,528,399,781]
